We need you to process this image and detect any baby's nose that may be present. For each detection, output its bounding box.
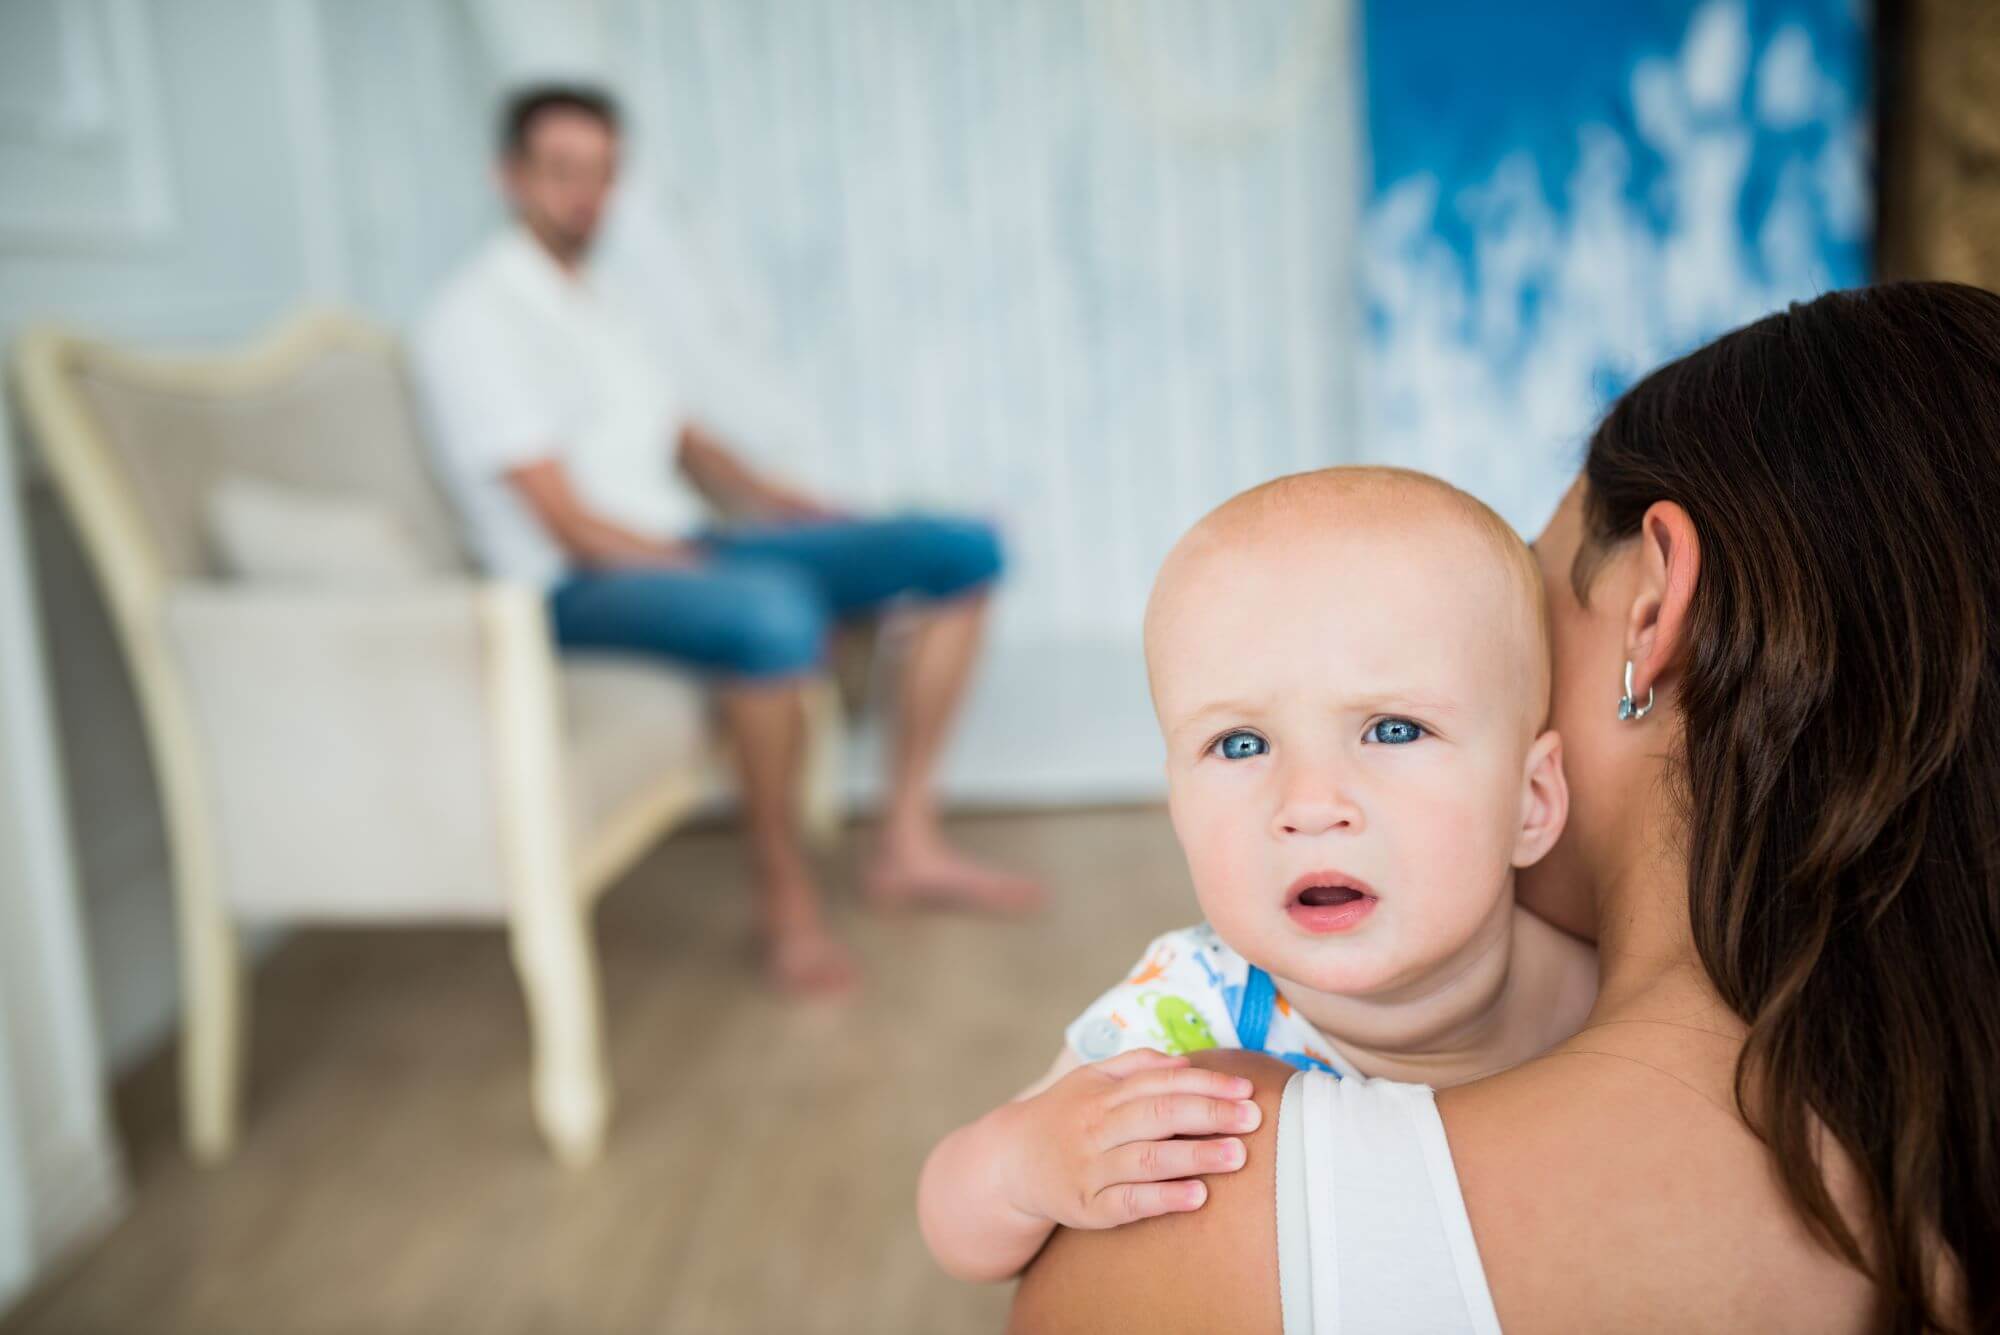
[1272,788,1363,837]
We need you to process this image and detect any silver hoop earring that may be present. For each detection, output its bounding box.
[1617,660,1654,721]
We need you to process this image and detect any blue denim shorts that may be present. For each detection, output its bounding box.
[548,513,1003,680]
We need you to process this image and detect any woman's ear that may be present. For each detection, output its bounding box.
[1623,501,1701,705]
[1511,729,1569,869]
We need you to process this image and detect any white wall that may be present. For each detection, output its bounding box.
[0,0,334,342]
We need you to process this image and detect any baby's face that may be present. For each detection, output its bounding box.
[1150,511,1553,1000]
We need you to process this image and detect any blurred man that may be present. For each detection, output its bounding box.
[413,86,1039,997]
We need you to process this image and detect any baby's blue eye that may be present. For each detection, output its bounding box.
[1369,718,1425,745]
[1213,731,1269,760]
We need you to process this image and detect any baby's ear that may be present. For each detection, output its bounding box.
[1511,730,1568,868]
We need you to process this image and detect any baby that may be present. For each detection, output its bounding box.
[918,467,1597,1282]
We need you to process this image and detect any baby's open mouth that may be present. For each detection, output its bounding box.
[1286,872,1378,933]
[1296,884,1366,907]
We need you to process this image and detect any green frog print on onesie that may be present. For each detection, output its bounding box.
[1142,992,1219,1055]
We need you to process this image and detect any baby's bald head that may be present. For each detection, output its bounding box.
[1145,467,1551,736]
[1145,468,1570,1002]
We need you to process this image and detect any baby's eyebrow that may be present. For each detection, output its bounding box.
[1168,699,1266,731]
[1362,694,1464,718]
[1167,692,1470,734]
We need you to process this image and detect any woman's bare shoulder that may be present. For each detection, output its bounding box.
[1439,1036,1876,1334]
[1007,1049,1289,1335]
[1010,1032,1874,1334]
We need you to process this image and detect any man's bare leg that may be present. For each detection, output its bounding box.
[719,681,856,994]
[866,592,1045,913]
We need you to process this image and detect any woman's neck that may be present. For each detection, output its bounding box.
[1578,826,1745,1038]
[1274,889,1589,1086]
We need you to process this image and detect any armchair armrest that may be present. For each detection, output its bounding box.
[160,578,556,921]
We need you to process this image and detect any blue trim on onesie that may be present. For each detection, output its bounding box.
[1237,965,1343,1078]
[1235,965,1277,1052]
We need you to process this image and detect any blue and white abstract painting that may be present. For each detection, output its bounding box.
[1357,0,1870,532]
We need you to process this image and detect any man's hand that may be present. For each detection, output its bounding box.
[760,492,850,524]
[505,457,700,569]
[1001,1048,1261,1232]
[646,538,707,570]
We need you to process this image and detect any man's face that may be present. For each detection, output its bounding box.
[502,109,618,259]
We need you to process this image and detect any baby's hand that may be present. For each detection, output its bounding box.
[1004,1048,1261,1230]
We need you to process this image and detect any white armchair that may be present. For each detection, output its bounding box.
[12,311,852,1166]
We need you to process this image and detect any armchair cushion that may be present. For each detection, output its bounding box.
[163,581,720,921]
[207,475,439,585]
[164,580,511,920]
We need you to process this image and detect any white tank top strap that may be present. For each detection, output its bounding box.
[1275,1070,1503,1334]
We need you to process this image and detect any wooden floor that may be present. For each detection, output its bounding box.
[5,806,1190,1335]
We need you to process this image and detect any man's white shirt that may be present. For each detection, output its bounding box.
[411,226,705,587]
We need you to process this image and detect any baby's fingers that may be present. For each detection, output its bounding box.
[1090,1048,1189,1079]
[1101,1090,1262,1147]
[1103,1136,1248,1188]
[1089,1178,1209,1227]
[1106,1064,1255,1106]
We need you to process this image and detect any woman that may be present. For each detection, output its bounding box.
[1011,282,1996,1333]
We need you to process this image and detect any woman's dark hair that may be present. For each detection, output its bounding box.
[500,83,621,159]
[1580,281,2000,1333]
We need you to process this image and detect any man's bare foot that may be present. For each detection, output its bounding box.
[764,920,859,997]
[865,841,1045,916]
